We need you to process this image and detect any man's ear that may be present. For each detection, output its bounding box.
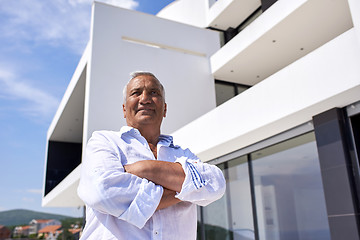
[122,104,126,118]
[163,103,167,118]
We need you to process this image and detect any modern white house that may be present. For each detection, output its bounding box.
[29,219,62,236]
[42,0,360,239]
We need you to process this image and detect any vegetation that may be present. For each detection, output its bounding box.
[29,233,38,239]
[0,209,73,226]
[58,217,83,240]
[0,209,83,240]
[57,229,75,240]
[197,221,239,240]
[60,217,83,229]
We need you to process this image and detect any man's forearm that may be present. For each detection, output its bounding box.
[124,160,185,192]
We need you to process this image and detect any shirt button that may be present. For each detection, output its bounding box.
[155,231,158,235]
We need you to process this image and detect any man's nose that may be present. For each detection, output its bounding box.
[139,91,151,104]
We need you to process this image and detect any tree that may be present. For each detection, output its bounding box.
[57,229,74,240]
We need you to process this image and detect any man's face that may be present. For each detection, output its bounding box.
[123,75,167,130]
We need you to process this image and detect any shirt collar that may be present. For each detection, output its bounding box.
[158,134,174,147]
[120,126,174,147]
[120,126,140,136]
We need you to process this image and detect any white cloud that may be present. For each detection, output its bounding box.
[0,0,139,54]
[27,189,43,195]
[22,197,35,203]
[68,0,139,9]
[100,0,139,8]
[0,68,59,118]
[0,0,140,120]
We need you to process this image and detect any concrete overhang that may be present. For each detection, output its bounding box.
[42,165,83,207]
[47,44,88,143]
[207,0,261,30]
[211,0,354,85]
[42,45,88,207]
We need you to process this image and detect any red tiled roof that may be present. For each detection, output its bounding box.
[68,228,81,234]
[21,226,31,230]
[34,219,51,223]
[38,225,62,233]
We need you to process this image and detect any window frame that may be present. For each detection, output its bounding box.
[208,121,314,166]
[200,121,315,240]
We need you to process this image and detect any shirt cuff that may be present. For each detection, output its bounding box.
[175,157,207,201]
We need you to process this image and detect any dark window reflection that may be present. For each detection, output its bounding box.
[202,156,255,240]
[215,80,250,106]
[198,132,331,240]
[251,132,330,240]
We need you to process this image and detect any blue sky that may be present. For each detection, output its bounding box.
[0,0,175,218]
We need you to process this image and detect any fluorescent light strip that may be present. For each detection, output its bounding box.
[122,36,206,57]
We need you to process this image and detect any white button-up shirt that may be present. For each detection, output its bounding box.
[78,126,226,240]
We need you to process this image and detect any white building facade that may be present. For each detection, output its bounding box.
[43,0,360,239]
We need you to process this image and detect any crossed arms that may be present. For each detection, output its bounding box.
[124,160,185,210]
[78,131,226,229]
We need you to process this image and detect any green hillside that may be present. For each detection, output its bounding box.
[0,209,75,226]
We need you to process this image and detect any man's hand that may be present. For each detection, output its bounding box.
[124,160,185,192]
[156,189,181,210]
[124,160,185,210]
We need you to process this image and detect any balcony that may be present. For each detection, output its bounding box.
[211,0,353,85]
[42,45,88,207]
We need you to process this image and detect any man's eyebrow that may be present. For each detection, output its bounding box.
[129,87,142,92]
[149,87,161,91]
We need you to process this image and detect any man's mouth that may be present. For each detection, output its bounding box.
[137,108,154,113]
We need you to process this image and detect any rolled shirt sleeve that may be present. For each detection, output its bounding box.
[77,131,163,229]
[174,149,226,206]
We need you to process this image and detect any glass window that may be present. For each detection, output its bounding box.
[350,113,360,165]
[237,8,263,33]
[215,82,236,106]
[251,132,330,240]
[237,85,248,95]
[215,81,250,106]
[202,156,255,240]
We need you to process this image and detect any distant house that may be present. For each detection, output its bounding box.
[68,228,81,240]
[0,225,10,240]
[29,219,61,235]
[13,225,31,237]
[38,225,62,240]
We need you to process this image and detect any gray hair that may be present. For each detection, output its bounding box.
[122,71,165,103]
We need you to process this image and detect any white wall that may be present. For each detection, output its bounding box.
[83,2,220,143]
[348,0,360,41]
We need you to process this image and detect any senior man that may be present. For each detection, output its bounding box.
[78,71,226,239]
